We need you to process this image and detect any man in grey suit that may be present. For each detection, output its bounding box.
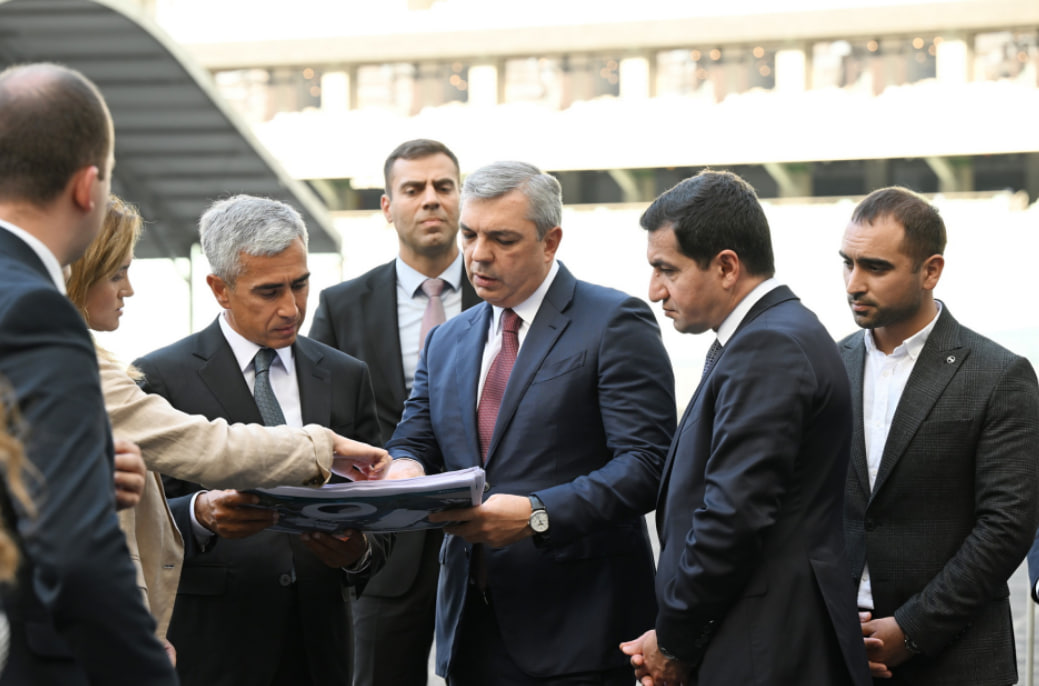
[310,139,478,686]
[838,186,1039,685]
[135,195,390,685]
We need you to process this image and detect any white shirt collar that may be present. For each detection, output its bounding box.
[490,260,560,333]
[863,300,943,359]
[395,252,464,298]
[0,219,68,293]
[217,312,294,372]
[716,277,781,346]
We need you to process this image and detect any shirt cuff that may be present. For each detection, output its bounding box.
[341,534,372,573]
[189,491,216,549]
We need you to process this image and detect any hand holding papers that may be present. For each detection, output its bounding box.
[247,466,485,534]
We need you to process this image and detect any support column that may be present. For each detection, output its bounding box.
[775,47,807,93]
[619,54,652,99]
[467,63,499,107]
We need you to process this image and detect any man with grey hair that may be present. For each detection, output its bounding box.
[386,161,676,685]
[135,194,389,685]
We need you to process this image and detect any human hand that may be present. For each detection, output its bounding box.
[385,458,426,480]
[162,638,177,666]
[428,493,530,548]
[193,489,276,538]
[860,611,906,677]
[620,629,691,686]
[113,439,146,510]
[299,529,368,568]
[329,433,391,480]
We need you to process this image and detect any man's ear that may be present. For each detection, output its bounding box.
[715,249,741,288]
[70,165,100,213]
[921,254,945,292]
[207,274,233,309]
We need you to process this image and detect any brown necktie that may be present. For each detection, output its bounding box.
[418,278,447,351]
[476,309,520,462]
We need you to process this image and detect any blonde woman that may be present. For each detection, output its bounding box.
[66,195,389,655]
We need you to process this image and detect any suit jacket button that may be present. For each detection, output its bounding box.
[279,573,294,587]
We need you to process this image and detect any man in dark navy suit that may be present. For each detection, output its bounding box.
[623,171,870,686]
[386,160,676,685]
[0,62,175,685]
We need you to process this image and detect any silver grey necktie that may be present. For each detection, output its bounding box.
[418,278,447,351]
[253,347,286,426]
[701,338,723,378]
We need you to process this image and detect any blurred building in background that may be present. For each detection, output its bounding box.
[109,0,1037,400]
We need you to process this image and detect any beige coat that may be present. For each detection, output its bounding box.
[100,355,333,638]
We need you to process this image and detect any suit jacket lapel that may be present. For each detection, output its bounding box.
[658,285,799,500]
[364,264,407,410]
[195,319,264,424]
[483,267,575,466]
[295,338,332,426]
[871,308,967,498]
[454,304,493,466]
[841,335,871,498]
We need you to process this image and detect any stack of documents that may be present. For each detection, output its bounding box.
[247,466,485,534]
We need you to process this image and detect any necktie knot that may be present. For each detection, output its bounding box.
[702,339,723,377]
[501,309,521,335]
[254,347,277,374]
[420,278,446,298]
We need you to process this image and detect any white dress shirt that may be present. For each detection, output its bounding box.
[189,313,304,541]
[477,260,559,402]
[856,302,941,610]
[396,253,465,392]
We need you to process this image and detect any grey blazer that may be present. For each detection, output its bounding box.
[841,305,1039,686]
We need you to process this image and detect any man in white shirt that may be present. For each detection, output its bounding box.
[310,140,480,686]
[134,194,389,685]
[839,186,1039,685]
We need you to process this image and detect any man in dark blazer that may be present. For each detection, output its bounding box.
[622,171,870,686]
[134,195,389,686]
[386,161,676,685]
[310,139,478,686]
[0,63,175,685]
[838,186,1039,685]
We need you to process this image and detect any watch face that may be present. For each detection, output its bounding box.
[529,510,549,533]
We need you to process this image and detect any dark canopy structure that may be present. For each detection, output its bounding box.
[0,0,339,259]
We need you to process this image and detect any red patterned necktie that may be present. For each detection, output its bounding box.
[477,309,520,462]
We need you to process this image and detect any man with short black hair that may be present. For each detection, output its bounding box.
[311,138,478,686]
[839,186,1039,685]
[623,170,870,686]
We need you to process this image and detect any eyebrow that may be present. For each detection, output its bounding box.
[838,251,894,270]
[251,273,311,291]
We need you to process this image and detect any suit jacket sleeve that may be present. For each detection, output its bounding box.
[656,327,819,658]
[308,287,338,349]
[533,297,675,542]
[0,286,175,684]
[893,355,1039,653]
[1028,527,1039,603]
[103,355,332,489]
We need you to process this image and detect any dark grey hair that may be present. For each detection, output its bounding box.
[461,161,561,239]
[199,195,308,284]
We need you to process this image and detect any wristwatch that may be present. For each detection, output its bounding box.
[528,494,549,535]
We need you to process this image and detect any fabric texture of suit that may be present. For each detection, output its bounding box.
[386,262,676,680]
[0,229,175,685]
[655,285,871,686]
[311,259,480,685]
[841,305,1039,686]
[100,352,336,639]
[133,317,388,686]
